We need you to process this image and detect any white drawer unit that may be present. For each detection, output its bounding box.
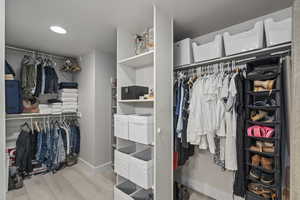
[264,17,292,47]
[192,34,223,63]
[129,149,153,189]
[223,21,264,56]
[114,145,137,179]
[128,114,153,145]
[114,181,138,200]
[114,114,130,140]
[174,38,193,67]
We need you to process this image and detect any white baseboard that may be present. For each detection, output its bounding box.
[78,157,112,174]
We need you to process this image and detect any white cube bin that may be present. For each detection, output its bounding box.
[114,114,129,140]
[114,181,138,200]
[174,38,193,67]
[192,34,223,63]
[129,115,153,145]
[223,21,264,56]
[264,17,292,47]
[129,149,153,189]
[114,145,137,179]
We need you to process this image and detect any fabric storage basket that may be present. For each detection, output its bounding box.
[129,114,154,145]
[131,189,153,200]
[223,21,264,56]
[192,34,223,63]
[114,114,129,140]
[264,17,292,47]
[114,181,138,200]
[129,149,153,189]
[174,38,193,67]
[115,145,137,179]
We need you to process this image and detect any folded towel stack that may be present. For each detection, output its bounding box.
[59,87,78,113]
[50,103,62,114]
[39,104,52,114]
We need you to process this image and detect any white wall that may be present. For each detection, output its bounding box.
[0,0,5,199]
[94,49,116,166]
[76,49,115,167]
[76,52,96,165]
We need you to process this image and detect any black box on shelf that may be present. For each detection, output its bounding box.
[121,86,148,100]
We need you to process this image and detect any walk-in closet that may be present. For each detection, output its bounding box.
[1,0,299,200]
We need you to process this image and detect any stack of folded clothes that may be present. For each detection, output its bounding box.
[58,82,78,113]
[38,104,52,114]
[48,99,62,114]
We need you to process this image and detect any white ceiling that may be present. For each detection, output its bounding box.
[5,0,293,57]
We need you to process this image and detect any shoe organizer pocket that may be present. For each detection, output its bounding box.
[114,181,139,200]
[115,114,130,140]
[129,149,153,189]
[129,115,154,145]
[115,145,139,179]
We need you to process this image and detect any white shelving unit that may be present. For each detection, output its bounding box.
[118,99,154,103]
[114,5,173,200]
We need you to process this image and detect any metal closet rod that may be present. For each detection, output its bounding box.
[6,113,79,121]
[5,44,75,60]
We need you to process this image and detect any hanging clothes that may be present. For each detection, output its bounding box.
[20,55,36,99]
[174,77,194,167]
[233,71,246,197]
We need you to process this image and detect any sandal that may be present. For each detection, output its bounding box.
[247,126,274,138]
[254,80,276,90]
[251,110,268,121]
[261,157,273,171]
[251,154,261,166]
[263,142,275,153]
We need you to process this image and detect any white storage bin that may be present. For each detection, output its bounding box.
[174,38,193,67]
[114,114,129,140]
[192,35,223,62]
[114,181,138,200]
[223,21,264,56]
[115,145,137,179]
[264,17,292,47]
[129,149,153,189]
[129,114,153,145]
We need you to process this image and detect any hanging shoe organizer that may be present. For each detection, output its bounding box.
[245,57,283,200]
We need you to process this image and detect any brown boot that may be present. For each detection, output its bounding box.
[261,157,273,170]
[251,154,261,166]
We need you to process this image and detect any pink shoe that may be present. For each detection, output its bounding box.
[262,126,274,138]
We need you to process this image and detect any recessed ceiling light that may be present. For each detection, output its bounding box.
[50,26,67,34]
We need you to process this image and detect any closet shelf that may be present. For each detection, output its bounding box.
[174,42,291,70]
[247,89,280,96]
[118,50,154,68]
[6,112,79,120]
[247,149,276,157]
[247,105,280,110]
[246,135,278,142]
[118,99,154,103]
[247,120,280,127]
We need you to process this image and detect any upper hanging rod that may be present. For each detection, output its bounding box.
[5,45,74,60]
[6,113,80,121]
[174,42,291,71]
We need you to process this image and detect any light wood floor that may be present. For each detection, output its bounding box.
[7,162,213,200]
